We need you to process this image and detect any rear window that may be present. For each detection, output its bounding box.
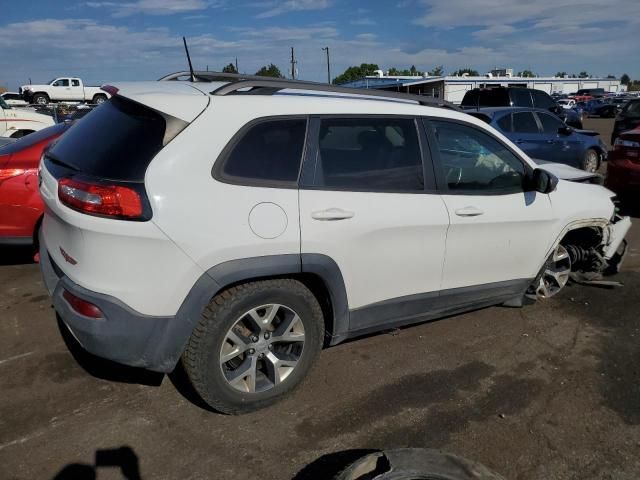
[510,89,534,108]
[0,123,67,155]
[47,97,166,182]
[461,89,510,107]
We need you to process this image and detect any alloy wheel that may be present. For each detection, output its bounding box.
[584,150,599,173]
[535,244,572,299]
[219,304,305,393]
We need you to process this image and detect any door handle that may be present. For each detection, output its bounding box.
[515,139,524,144]
[454,206,484,217]
[311,208,355,221]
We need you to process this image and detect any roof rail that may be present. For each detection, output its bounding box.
[159,70,460,111]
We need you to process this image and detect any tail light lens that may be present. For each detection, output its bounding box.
[58,177,148,220]
[613,138,640,151]
[0,168,26,182]
[63,290,103,319]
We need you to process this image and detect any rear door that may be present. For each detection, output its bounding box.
[425,118,554,298]
[298,116,449,332]
[510,111,545,159]
[69,79,83,101]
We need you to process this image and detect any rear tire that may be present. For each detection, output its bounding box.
[581,148,600,173]
[183,279,324,414]
[32,93,49,105]
[92,94,107,105]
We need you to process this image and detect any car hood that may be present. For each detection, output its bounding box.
[534,159,603,184]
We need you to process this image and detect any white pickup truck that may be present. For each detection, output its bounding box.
[19,77,111,105]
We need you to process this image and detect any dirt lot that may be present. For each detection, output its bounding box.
[1,119,639,480]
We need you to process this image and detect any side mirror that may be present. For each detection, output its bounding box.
[530,168,558,194]
[558,125,573,135]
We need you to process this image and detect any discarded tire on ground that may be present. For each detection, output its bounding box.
[335,448,506,480]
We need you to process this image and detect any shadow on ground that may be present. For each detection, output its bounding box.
[0,245,35,266]
[52,446,141,480]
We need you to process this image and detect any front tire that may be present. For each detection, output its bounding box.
[32,93,49,105]
[183,279,324,414]
[582,148,600,173]
[528,244,572,300]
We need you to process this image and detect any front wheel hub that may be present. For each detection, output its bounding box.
[535,244,572,299]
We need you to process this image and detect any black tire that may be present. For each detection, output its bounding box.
[183,279,324,414]
[32,93,49,105]
[92,94,107,104]
[336,449,506,480]
[581,148,600,173]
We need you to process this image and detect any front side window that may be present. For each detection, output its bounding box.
[53,79,69,87]
[531,90,556,110]
[219,118,307,184]
[510,89,534,108]
[314,117,424,192]
[430,120,527,193]
[537,112,564,134]
[513,112,540,134]
[496,114,512,132]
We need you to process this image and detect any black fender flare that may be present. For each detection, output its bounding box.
[154,254,350,371]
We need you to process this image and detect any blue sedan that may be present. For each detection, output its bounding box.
[468,107,607,172]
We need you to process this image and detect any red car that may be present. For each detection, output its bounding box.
[606,126,640,196]
[0,123,70,246]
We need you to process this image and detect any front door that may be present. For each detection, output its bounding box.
[535,111,582,166]
[51,78,71,100]
[426,118,555,301]
[299,116,450,332]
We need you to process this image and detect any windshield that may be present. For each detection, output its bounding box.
[0,96,9,109]
[47,78,58,85]
[623,101,640,118]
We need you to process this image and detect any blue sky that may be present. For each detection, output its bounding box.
[1,0,639,90]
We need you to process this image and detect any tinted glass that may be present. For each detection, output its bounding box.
[461,89,510,107]
[53,79,69,87]
[71,79,80,87]
[315,118,423,191]
[513,112,539,133]
[531,90,556,109]
[222,119,306,183]
[431,120,526,193]
[537,113,564,133]
[623,100,640,117]
[47,97,166,182]
[496,114,512,132]
[510,89,533,107]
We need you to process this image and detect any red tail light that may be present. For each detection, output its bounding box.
[58,177,144,219]
[0,168,25,182]
[63,290,103,319]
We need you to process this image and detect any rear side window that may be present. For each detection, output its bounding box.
[513,112,539,133]
[47,97,166,182]
[314,117,424,192]
[623,100,640,117]
[496,114,512,132]
[217,118,307,185]
[510,89,533,108]
[461,89,509,107]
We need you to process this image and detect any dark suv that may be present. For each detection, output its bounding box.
[461,87,583,129]
[612,99,640,144]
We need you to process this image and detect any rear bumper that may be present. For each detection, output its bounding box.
[0,236,32,246]
[40,238,193,373]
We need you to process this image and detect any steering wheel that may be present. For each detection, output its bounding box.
[445,165,463,187]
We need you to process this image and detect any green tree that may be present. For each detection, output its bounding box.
[428,65,443,76]
[578,71,589,78]
[388,67,401,76]
[517,70,535,78]
[452,68,479,76]
[555,71,568,77]
[222,63,238,74]
[606,75,616,79]
[255,63,284,78]
[621,73,631,85]
[332,63,380,84]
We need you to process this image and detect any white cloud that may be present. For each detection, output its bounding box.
[256,0,332,18]
[84,0,220,17]
[350,18,376,26]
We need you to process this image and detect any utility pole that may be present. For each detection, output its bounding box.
[290,47,297,80]
[322,47,331,84]
[235,57,238,74]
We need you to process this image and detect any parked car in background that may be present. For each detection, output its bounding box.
[606,126,640,197]
[612,99,640,144]
[558,98,576,109]
[461,87,583,129]
[19,77,111,105]
[0,122,71,246]
[469,107,607,172]
[572,88,606,102]
[1,92,29,106]
[38,75,629,414]
[1,95,55,138]
[591,103,618,118]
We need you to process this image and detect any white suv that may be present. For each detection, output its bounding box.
[39,73,630,414]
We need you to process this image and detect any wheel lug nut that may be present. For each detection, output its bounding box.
[248,348,255,355]
[251,336,258,342]
[264,332,270,340]
[268,345,273,351]
[259,353,264,358]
